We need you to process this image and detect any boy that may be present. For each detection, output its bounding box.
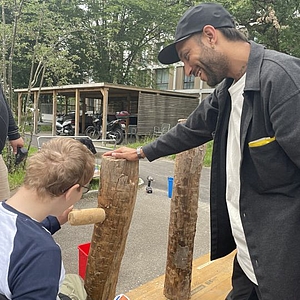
[0,137,95,299]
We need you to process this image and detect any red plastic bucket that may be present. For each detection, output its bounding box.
[78,242,90,279]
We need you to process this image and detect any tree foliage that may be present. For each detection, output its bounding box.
[80,0,196,85]
[0,0,299,98]
[218,0,300,57]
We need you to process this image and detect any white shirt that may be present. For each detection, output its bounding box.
[226,73,257,284]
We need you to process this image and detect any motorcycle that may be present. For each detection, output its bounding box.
[56,114,74,136]
[84,114,124,144]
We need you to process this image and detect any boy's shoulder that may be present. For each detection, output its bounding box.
[0,202,62,299]
[0,201,57,244]
[0,201,60,266]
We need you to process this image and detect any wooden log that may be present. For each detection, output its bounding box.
[164,144,206,300]
[84,156,139,300]
[68,208,106,226]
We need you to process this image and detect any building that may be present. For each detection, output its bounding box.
[140,61,214,100]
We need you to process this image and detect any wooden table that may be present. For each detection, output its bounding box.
[126,251,235,300]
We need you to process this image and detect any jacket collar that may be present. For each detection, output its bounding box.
[244,41,266,92]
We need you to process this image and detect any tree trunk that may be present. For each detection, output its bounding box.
[85,156,139,300]
[8,0,25,106]
[1,3,7,94]
[164,144,206,300]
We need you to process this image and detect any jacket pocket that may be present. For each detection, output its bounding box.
[248,136,275,148]
[248,139,299,192]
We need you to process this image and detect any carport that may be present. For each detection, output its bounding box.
[15,82,200,140]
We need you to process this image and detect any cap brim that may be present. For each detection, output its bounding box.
[158,35,191,64]
[158,43,179,64]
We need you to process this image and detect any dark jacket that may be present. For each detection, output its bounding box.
[0,86,20,153]
[143,41,300,299]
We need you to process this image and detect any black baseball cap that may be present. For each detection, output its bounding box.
[158,3,235,64]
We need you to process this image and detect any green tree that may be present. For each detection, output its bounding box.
[1,0,25,104]
[2,0,300,94]
[12,0,85,89]
[80,0,197,85]
[218,0,300,57]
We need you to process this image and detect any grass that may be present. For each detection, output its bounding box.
[124,136,156,149]
[8,169,27,190]
[23,123,52,133]
[203,140,213,167]
[7,146,38,190]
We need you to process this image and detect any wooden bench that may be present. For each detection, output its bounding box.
[126,251,235,300]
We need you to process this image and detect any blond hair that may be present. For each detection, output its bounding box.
[24,137,95,198]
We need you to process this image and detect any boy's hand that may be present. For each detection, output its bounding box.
[57,206,74,225]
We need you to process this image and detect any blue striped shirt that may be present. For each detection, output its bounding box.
[0,201,65,299]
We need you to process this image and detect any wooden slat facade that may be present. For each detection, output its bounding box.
[137,92,199,136]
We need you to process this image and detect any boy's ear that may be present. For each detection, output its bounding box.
[64,184,80,201]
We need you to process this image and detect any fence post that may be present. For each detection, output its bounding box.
[84,156,139,300]
[164,144,206,300]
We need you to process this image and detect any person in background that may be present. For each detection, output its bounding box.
[104,2,300,300]
[0,137,95,300]
[0,85,24,200]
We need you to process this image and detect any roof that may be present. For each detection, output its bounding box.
[14,82,199,99]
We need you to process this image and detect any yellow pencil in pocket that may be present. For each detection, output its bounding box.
[248,136,276,148]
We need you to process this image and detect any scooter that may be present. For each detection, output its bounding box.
[56,115,74,136]
[84,114,124,144]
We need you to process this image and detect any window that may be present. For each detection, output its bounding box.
[183,75,195,89]
[156,69,169,90]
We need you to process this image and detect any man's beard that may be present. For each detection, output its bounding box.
[199,45,229,87]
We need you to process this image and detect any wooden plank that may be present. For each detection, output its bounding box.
[126,251,235,300]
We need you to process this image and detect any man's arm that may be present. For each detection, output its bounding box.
[7,105,20,142]
[0,87,24,153]
[104,91,218,162]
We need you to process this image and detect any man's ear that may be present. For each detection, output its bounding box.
[202,25,217,45]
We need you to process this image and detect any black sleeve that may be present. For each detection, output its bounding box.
[41,216,61,235]
[0,85,20,142]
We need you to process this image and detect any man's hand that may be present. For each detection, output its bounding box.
[57,205,74,225]
[103,146,144,161]
[10,137,25,154]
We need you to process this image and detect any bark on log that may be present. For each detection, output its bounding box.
[84,156,139,300]
[164,145,206,300]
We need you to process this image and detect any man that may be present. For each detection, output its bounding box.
[104,2,300,300]
[0,85,24,200]
[0,137,95,299]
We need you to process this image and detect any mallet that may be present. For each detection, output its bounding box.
[68,208,106,226]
